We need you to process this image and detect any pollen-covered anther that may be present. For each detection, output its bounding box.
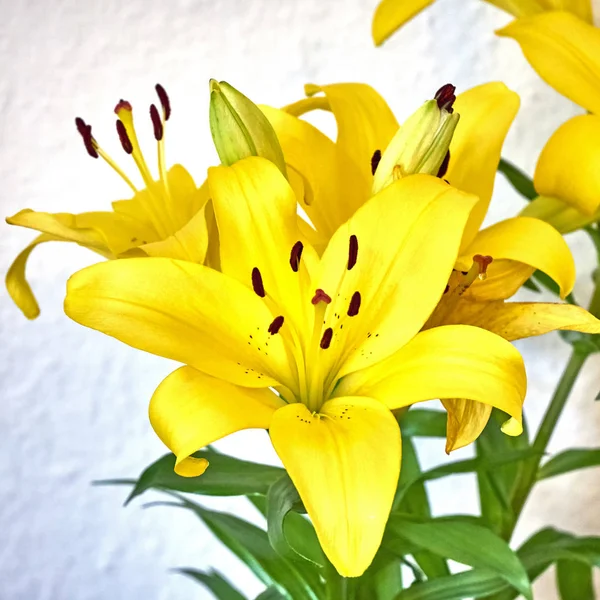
[149,104,163,141]
[434,83,456,113]
[311,289,332,305]
[320,327,333,349]
[371,149,382,175]
[155,83,171,121]
[347,235,359,270]
[473,254,493,279]
[348,291,361,317]
[289,241,304,272]
[268,315,284,335]
[116,119,133,154]
[74,117,98,158]
[251,267,266,297]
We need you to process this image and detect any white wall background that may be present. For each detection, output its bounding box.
[1,0,600,598]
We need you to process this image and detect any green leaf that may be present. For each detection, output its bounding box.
[153,496,322,600]
[177,568,247,600]
[388,516,532,600]
[532,270,576,304]
[398,409,447,438]
[356,551,404,600]
[254,588,288,600]
[498,158,537,201]
[556,560,595,600]
[125,450,284,503]
[393,568,508,600]
[539,448,600,480]
[558,330,600,355]
[522,277,542,293]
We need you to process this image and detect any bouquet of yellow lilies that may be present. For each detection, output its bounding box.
[5,1,600,598]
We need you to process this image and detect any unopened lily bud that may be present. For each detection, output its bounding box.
[372,84,460,194]
[209,80,287,176]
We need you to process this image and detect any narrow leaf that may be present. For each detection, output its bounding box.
[388,516,532,600]
[522,278,542,293]
[398,409,447,438]
[556,560,595,600]
[177,568,247,600]
[126,450,284,504]
[539,448,600,480]
[255,588,288,600]
[498,158,537,201]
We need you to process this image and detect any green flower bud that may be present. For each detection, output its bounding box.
[209,80,287,176]
[372,85,460,194]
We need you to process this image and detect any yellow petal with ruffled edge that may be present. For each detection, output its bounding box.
[150,366,284,476]
[459,216,575,300]
[337,325,526,439]
[534,115,600,216]
[442,399,492,453]
[447,83,520,250]
[270,396,400,577]
[497,12,600,115]
[521,195,600,234]
[372,0,435,46]
[440,299,600,341]
[65,257,296,392]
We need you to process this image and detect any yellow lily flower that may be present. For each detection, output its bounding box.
[65,156,528,577]
[371,0,593,47]
[262,81,600,450]
[6,85,209,319]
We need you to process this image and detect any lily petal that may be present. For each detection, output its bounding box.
[337,324,526,438]
[150,366,284,476]
[65,257,296,390]
[442,399,492,453]
[440,299,600,341]
[538,0,593,22]
[318,175,478,381]
[460,217,575,300]
[372,0,436,46]
[521,195,600,233]
[447,83,520,249]
[534,115,600,216]
[497,12,600,115]
[270,396,400,577]
[208,157,319,341]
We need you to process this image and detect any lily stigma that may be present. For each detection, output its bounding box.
[66,157,528,577]
[6,84,208,319]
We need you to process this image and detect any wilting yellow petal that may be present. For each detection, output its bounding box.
[150,366,284,476]
[65,258,296,391]
[460,217,575,300]
[372,0,435,46]
[521,195,600,234]
[497,12,600,115]
[5,233,61,319]
[270,396,400,577]
[337,325,526,438]
[141,206,208,263]
[446,83,520,249]
[208,157,319,341]
[534,115,600,216]
[442,399,492,453]
[317,175,478,381]
[441,299,600,341]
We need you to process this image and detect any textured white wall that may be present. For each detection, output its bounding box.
[1,0,600,598]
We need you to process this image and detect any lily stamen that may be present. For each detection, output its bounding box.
[268,315,285,335]
[348,234,359,270]
[251,267,266,297]
[289,241,304,272]
[348,291,361,316]
[320,327,333,349]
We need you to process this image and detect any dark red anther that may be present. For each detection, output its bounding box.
[150,104,163,141]
[74,117,98,158]
[347,234,358,270]
[114,99,133,114]
[311,289,332,305]
[289,241,304,272]
[155,84,171,121]
[251,267,266,297]
[347,291,361,317]
[437,150,450,178]
[268,315,284,335]
[320,327,333,349]
[116,119,133,154]
[371,149,382,175]
[434,84,456,113]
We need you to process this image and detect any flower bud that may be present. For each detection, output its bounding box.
[372,88,460,194]
[209,80,287,176]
